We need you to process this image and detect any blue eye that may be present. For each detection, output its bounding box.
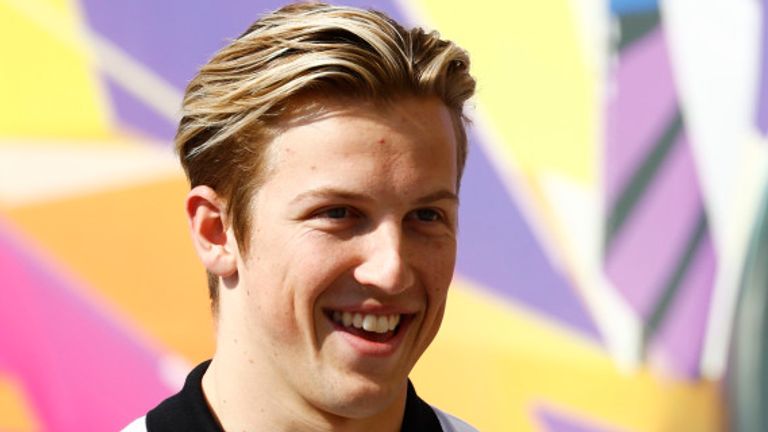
[322,207,349,219]
[413,208,441,222]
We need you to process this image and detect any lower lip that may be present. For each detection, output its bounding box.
[328,314,412,357]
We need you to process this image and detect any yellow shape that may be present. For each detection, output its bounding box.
[0,0,111,139]
[414,0,597,183]
[412,280,724,432]
[0,372,41,431]
[4,176,214,363]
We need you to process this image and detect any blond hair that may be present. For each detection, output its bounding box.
[176,2,476,307]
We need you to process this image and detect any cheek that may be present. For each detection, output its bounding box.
[246,240,343,334]
[422,241,457,301]
[240,252,301,337]
[422,243,454,338]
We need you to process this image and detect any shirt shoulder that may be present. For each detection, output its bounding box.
[432,406,479,432]
[120,416,147,432]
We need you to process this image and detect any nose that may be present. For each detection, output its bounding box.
[353,221,415,294]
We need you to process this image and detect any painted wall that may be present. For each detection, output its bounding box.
[1,0,765,430]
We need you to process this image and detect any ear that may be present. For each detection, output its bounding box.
[186,185,238,278]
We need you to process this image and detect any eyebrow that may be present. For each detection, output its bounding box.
[290,188,373,206]
[290,187,459,206]
[414,189,459,205]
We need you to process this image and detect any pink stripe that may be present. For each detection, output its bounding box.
[605,133,703,317]
[0,219,175,431]
[648,234,716,379]
[605,28,678,208]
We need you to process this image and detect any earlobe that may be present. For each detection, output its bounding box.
[186,185,238,278]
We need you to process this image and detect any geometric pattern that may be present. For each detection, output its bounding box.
[413,280,724,432]
[79,0,413,140]
[604,2,717,379]
[0,217,175,431]
[2,0,765,430]
[458,131,601,340]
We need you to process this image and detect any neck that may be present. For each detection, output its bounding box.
[201,335,408,432]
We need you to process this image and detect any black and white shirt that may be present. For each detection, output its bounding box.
[122,361,476,432]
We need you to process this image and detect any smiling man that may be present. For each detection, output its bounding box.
[123,2,476,431]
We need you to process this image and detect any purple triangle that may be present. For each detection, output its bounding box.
[457,132,601,341]
[81,1,409,141]
[756,0,768,135]
[103,75,176,141]
[537,405,628,432]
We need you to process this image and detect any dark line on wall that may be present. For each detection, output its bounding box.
[618,10,661,52]
[642,210,708,347]
[605,109,684,252]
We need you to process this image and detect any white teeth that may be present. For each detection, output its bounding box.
[331,311,402,334]
[362,314,377,332]
[388,314,400,331]
[377,316,389,333]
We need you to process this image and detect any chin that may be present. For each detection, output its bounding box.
[317,374,407,420]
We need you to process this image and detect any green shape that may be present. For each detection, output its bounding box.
[729,180,768,432]
[617,10,661,52]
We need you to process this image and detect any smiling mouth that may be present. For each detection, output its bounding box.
[325,310,405,342]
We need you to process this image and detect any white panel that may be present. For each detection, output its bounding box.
[0,142,181,207]
[661,0,767,379]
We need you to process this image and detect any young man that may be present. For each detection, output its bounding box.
[123,2,477,431]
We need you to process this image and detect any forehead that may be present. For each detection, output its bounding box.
[263,96,459,178]
[273,95,451,134]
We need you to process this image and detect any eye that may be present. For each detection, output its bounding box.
[323,207,349,219]
[313,206,359,220]
[409,208,442,222]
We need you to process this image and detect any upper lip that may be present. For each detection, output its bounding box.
[322,304,417,316]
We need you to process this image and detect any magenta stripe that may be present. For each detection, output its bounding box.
[606,28,678,208]
[605,133,703,317]
[647,233,716,379]
[0,219,175,431]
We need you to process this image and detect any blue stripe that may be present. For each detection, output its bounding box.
[611,0,658,15]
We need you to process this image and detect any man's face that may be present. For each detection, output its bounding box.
[232,97,459,418]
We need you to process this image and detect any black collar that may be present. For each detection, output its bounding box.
[146,360,443,431]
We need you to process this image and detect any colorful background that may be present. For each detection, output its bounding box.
[1,0,766,430]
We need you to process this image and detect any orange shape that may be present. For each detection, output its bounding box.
[4,175,214,363]
[0,372,41,432]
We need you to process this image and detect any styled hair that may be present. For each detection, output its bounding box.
[176,2,476,308]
